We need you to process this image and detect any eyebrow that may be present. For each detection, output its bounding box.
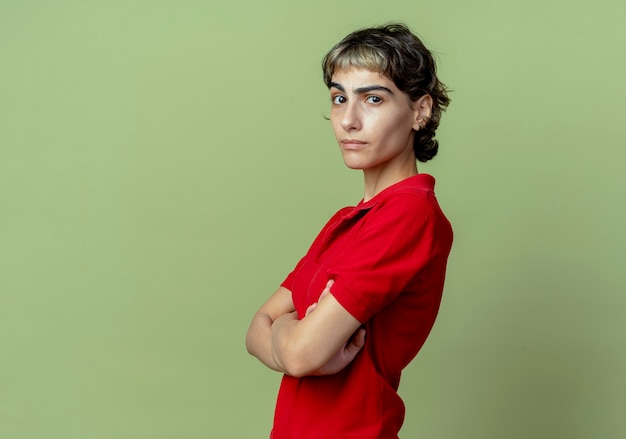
[329,82,394,95]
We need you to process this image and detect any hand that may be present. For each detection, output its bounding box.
[312,327,366,376]
[305,279,334,316]
[306,279,366,376]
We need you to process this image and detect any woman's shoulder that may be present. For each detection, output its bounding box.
[367,177,451,231]
[372,184,440,216]
[370,192,438,226]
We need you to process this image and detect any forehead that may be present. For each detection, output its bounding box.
[331,67,392,85]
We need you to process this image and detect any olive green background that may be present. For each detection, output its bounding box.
[1,0,624,438]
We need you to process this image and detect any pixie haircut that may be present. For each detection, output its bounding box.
[322,23,450,162]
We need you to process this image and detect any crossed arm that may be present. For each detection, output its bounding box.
[245,280,366,377]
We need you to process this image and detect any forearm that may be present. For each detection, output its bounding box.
[246,312,283,372]
[246,284,363,378]
[270,312,308,377]
[246,286,295,372]
[270,289,365,377]
[246,309,305,375]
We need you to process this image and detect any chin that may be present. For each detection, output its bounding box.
[340,154,368,170]
[342,160,366,170]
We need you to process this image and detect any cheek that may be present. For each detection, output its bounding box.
[329,115,342,138]
[386,112,416,136]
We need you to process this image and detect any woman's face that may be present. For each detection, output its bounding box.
[329,67,430,176]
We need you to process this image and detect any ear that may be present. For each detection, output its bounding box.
[412,94,433,131]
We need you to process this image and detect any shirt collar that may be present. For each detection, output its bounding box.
[341,174,436,219]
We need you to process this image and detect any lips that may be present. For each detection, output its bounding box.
[341,139,367,150]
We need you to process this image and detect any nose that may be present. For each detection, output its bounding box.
[340,102,361,131]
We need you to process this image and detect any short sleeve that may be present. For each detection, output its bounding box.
[327,194,443,323]
[281,207,353,292]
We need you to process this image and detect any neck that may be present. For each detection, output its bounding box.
[362,160,418,202]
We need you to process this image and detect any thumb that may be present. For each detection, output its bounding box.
[344,329,366,360]
[319,279,334,301]
[351,328,366,349]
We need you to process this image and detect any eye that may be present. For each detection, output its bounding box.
[331,95,346,105]
[365,95,383,104]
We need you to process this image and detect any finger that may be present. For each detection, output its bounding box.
[316,279,334,302]
[351,328,366,348]
[305,302,318,316]
[322,279,334,294]
[344,331,366,359]
[318,291,329,302]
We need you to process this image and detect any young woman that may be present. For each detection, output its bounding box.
[246,23,453,438]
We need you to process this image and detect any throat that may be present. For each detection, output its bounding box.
[362,165,418,202]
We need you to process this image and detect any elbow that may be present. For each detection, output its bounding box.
[282,360,311,378]
[282,360,309,378]
[245,334,253,356]
[245,322,260,358]
[275,341,318,378]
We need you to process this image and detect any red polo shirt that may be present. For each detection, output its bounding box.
[272,174,453,439]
